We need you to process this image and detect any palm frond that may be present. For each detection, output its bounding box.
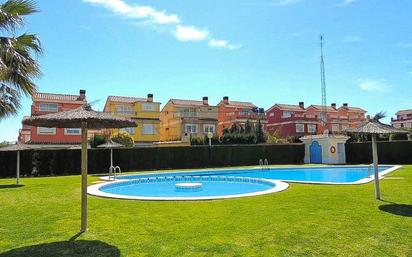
[0,0,37,31]
[0,83,21,118]
[373,111,386,121]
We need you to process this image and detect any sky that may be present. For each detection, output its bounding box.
[1,0,411,141]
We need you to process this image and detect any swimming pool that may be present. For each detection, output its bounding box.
[89,176,289,200]
[89,165,400,201]
[105,165,399,184]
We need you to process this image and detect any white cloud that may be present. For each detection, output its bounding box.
[208,39,242,50]
[83,0,241,50]
[84,0,180,24]
[357,79,391,93]
[343,36,362,43]
[270,0,302,6]
[175,25,209,42]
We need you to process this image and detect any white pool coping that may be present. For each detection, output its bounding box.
[87,178,289,201]
[99,165,402,185]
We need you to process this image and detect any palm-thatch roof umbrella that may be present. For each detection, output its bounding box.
[346,114,407,199]
[22,104,136,232]
[0,144,34,185]
[97,140,124,174]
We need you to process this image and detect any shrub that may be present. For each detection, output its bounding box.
[111,132,134,147]
[89,134,107,148]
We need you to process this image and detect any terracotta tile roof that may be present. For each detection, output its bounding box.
[338,106,366,112]
[218,100,256,108]
[267,104,305,112]
[307,105,338,112]
[396,109,412,115]
[34,92,85,102]
[107,96,147,103]
[170,99,210,107]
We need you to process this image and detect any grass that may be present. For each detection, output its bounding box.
[0,165,411,257]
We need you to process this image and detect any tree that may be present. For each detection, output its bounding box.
[111,132,134,148]
[0,0,42,119]
[256,119,265,143]
[244,120,253,134]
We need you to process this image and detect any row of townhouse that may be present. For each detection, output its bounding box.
[265,102,367,138]
[391,109,412,129]
[18,89,379,145]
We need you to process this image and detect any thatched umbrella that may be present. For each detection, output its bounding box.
[0,144,34,185]
[97,140,124,172]
[346,114,407,199]
[22,104,136,232]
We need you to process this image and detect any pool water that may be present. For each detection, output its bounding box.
[100,177,277,198]
[89,165,397,201]
[118,165,394,184]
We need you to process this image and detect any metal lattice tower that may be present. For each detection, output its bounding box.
[320,35,327,123]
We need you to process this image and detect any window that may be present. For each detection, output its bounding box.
[37,127,56,135]
[142,103,156,111]
[142,124,156,135]
[185,124,197,134]
[295,124,304,133]
[406,122,412,129]
[239,109,249,116]
[341,124,349,131]
[116,105,134,115]
[308,124,316,133]
[39,103,58,112]
[331,124,340,132]
[269,112,274,117]
[282,111,292,118]
[64,128,81,135]
[120,127,136,135]
[204,124,215,134]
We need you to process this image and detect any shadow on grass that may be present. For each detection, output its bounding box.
[0,184,24,189]
[379,204,412,217]
[0,240,120,257]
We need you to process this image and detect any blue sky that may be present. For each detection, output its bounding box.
[1,0,411,141]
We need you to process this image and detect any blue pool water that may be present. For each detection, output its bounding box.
[91,165,396,200]
[100,177,276,198]
[118,165,394,184]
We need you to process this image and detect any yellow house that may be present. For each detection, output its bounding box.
[160,97,218,141]
[103,94,160,144]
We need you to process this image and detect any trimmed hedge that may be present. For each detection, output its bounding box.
[346,141,412,164]
[0,144,304,178]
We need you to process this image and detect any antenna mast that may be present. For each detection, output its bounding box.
[320,35,327,124]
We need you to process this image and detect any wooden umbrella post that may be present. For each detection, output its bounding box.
[80,121,88,232]
[371,134,380,199]
[16,150,20,185]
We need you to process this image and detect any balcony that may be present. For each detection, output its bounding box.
[236,112,266,120]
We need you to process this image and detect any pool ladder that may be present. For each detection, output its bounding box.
[259,159,269,170]
[367,163,374,177]
[109,166,121,181]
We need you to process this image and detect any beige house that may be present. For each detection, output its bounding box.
[160,97,218,141]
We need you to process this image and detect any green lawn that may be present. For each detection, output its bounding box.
[0,166,411,257]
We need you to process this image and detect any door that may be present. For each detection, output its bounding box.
[310,141,322,164]
[337,143,345,163]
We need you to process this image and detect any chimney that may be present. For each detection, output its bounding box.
[343,103,348,108]
[202,96,208,105]
[331,103,336,109]
[147,94,153,102]
[299,102,304,108]
[78,89,86,101]
[223,96,229,104]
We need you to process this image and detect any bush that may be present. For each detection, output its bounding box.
[89,134,107,148]
[111,132,134,147]
[221,133,256,144]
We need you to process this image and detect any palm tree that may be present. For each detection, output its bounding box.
[0,0,42,119]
